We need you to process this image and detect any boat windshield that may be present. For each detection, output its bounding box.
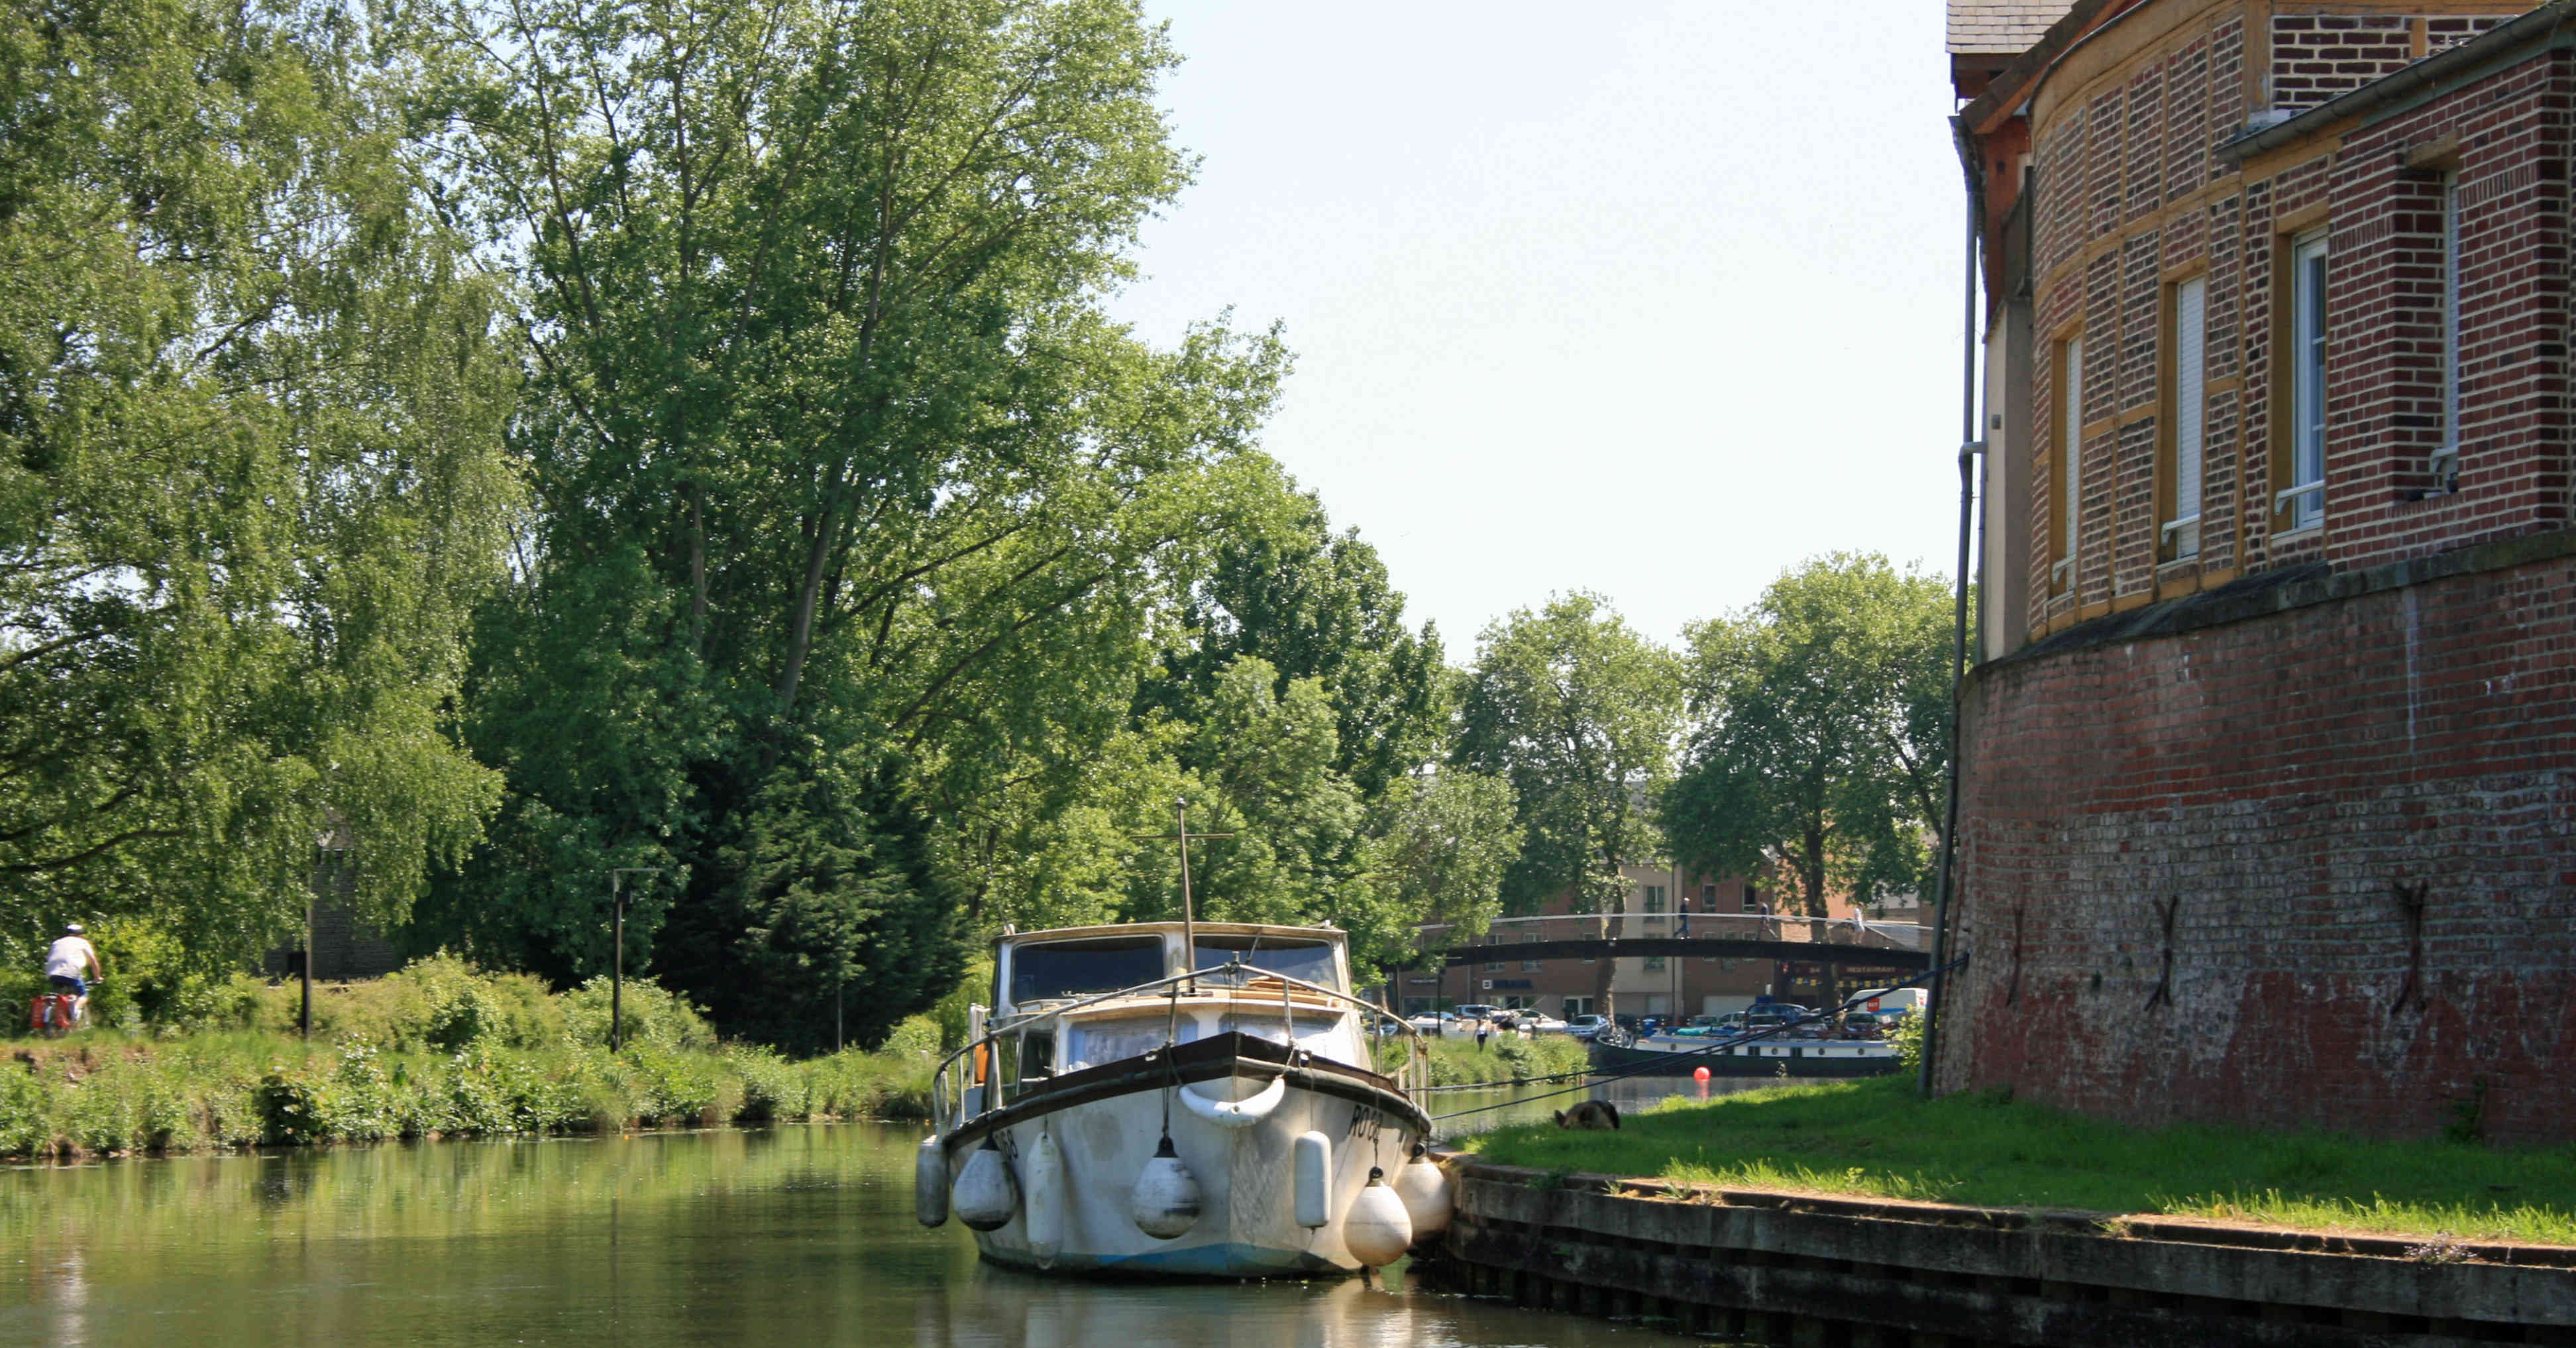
[1008,936,1168,1003]
[1192,938,1340,991]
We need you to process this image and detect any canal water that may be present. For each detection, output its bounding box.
[0,1081,1729,1348]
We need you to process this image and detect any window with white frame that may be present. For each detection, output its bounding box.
[2437,176,2461,489]
[2055,335,2084,587]
[2165,276,2207,559]
[2281,230,2329,532]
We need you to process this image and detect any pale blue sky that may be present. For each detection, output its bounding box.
[1104,1,1968,654]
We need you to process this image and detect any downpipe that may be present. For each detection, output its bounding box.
[1921,114,1985,1099]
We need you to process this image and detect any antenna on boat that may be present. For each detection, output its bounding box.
[1136,797,1232,989]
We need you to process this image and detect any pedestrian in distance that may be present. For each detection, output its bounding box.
[1677,896,1691,938]
[1475,1019,1489,1052]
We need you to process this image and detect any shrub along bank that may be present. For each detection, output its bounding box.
[3,957,943,1158]
[1464,1075,2576,1245]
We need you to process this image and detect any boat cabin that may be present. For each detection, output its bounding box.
[975,923,1366,1095]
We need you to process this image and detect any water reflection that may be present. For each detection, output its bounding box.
[1,1123,1695,1348]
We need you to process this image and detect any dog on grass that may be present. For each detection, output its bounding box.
[1552,1099,1620,1131]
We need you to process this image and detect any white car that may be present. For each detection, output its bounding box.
[1518,1013,1570,1034]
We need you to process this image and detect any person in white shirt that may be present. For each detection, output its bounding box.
[44,923,102,1021]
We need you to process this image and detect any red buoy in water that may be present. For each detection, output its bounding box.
[1693,1066,1710,1082]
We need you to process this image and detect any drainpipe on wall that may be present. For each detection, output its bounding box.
[1920,113,1986,1099]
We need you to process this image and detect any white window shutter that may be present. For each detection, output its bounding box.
[2173,276,2206,557]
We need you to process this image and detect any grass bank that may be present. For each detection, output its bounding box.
[1377,1032,1588,1088]
[1463,1075,2576,1245]
[3,956,941,1159]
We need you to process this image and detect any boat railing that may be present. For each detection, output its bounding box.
[929,962,1429,1134]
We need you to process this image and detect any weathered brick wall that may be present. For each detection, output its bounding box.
[1943,540,2576,1143]
[1968,6,2576,1145]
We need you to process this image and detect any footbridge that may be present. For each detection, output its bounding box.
[1409,912,1931,973]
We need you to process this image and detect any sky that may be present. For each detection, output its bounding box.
[1102,2,1970,657]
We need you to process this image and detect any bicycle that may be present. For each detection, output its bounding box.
[28,984,88,1039]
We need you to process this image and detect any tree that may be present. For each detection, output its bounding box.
[408,0,1288,1042]
[1452,592,1682,1019]
[0,0,517,972]
[1344,769,1521,989]
[1664,553,1957,918]
[1146,489,1447,797]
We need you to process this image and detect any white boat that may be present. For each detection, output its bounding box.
[915,920,1451,1278]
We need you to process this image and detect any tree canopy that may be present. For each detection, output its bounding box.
[0,0,517,983]
[1664,553,1956,917]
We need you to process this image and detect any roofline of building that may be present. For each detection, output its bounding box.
[1957,0,2133,135]
[2216,1,2576,164]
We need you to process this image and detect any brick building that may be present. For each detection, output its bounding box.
[1949,0,2575,1142]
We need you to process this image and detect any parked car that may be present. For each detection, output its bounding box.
[1404,1011,1456,1033]
[1453,1003,1501,1023]
[1518,1013,1570,1034]
[1564,1014,1606,1040]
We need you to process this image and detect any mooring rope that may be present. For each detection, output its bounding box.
[1422,953,1968,1122]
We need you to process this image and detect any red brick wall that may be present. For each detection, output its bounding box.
[1944,541,2576,1143]
[1967,9,2576,1143]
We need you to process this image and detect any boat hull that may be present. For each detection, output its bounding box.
[1589,1039,1902,1078]
[943,1033,1426,1278]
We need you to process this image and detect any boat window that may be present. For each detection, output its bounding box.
[1191,938,1340,991]
[1007,937,1169,1003]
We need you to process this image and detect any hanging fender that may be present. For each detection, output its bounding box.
[1176,1072,1288,1129]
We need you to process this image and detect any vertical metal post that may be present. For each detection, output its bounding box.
[301,885,314,1041]
[611,871,625,1051]
[1175,798,1196,984]
[608,868,663,1052]
[835,981,844,1054]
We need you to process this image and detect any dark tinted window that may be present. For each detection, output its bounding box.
[1008,938,1167,1002]
[1193,939,1338,990]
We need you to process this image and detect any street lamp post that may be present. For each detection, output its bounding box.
[608,868,663,1051]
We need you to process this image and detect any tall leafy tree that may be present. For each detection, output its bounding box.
[1146,490,1446,797]
[411,0,1287,1041]
[1343,768,1521,988]
[1452,593,1680,1017]
[0,0,517,972]
[1665,553,1956,916]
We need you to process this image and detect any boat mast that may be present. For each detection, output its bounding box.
[1138,798,1232,990]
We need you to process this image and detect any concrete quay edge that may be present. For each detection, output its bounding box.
[1422,1149,2576,1341]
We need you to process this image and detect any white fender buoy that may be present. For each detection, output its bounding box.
[1393,1146,1452,1237]
[1130,1135,1202,1239]
[1024,1129,1066,1268]
[952,1139,1015,1232]
[915,1135,951,1228]
[1177,1072,1287,1129]
[1293,1130,1332,1229]
[1343,1166,1414,1268]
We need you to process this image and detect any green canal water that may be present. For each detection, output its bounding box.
[0,1085,1706,1348]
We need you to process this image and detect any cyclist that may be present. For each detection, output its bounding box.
[43,923,102,1027]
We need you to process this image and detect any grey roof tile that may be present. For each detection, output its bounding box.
[1949,0,2078,55]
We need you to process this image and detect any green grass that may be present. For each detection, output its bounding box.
[1464,1076,2576,1245]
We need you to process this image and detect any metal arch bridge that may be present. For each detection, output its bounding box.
[1408,912,1932,972]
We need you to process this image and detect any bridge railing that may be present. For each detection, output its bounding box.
[1409,911,1930,954]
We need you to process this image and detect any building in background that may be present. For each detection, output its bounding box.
[1949,0,2573,1142]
